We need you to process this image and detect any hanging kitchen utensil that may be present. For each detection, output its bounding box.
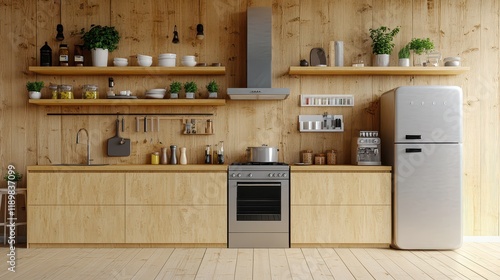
[172,25,179,44]
[107,118,131,157]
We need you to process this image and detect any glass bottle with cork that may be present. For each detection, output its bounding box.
[58,43,69,66]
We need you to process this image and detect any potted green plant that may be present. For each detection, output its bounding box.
[369,26,400,66]
[169,81,182,99]
[398,44,410,67]
[4,170,22,182]
[26,81,44,99]
[184,81,197,99]
[409,37,435,66]
[81,25,120,67]
[206,80,219,98]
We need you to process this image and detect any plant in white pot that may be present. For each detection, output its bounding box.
[81,25,120,67]
[409,37,434,66]
[206,80,219,98]
[169,81,182,99]
[184,81,197,99]
[369,26,400,66]
[398,44,410,67]
[26,81,44,99]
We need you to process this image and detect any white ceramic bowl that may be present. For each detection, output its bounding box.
[181,60,197,67]
[137,54,153,59]
[137,58,153,67]
[113,57,128,61]
[113,60,128,66]
[145,92,165,99]
[182,55,196,61]
[159,53,176,59]
[147,89,167,93]
[158,58,176,67]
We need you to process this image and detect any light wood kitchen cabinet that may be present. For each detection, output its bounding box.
[290,166,392,247]
[27,172,126,245]
[125,173,227,245]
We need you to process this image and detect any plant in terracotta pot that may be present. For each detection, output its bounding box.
[81,25,120,67]
[398,44,411,67]
[206,80,219,98]
[26,81,44,99]
[409,37,435,66]
[184,81,197,99]
[169,81,182,99]
[369,26,400,66]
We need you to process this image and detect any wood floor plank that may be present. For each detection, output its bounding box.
[110,248,157,279]
[365,248,415,279]
[253,249,272,280]
[396,250,451,280]
[268,249,292,280]
[213,248,238,277]
[412,250,474,279]
[459,243,500,269]
[155,248,205,279]
[349,248,392,280]
[132,248,175,279]
[335,248,375,280]
[234,249,253,280]
[195,248,221,280]
[423,251,486,279]
[301,248,334,279]
[93,248,141,280]
[285,248,313,279]
[379,249,433,280]
[318,248,356,280]
[441,250,500,279]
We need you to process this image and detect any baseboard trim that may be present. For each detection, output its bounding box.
[464,236,500,242]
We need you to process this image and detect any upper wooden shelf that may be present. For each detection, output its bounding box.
[288,66,470,76]
[28,66,226,76]
[28,99,226,106]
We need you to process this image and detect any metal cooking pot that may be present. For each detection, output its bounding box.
[246,145,279,162]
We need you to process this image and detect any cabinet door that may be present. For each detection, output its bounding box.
[28,172,125,205]
[291,172,391,205]
[126,206,226,244]
[28,206,125,243]
[126,173,227,205]
[291,206,391,244]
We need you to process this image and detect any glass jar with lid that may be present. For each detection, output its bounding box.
[82,84,99,99]
[58,84,73,99]
[49,84,58,99]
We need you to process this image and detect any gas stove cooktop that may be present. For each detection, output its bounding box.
[231,162,289,166]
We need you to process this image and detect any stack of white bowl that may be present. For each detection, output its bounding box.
[137,54,153,67]
[145,88,166,99]
[181,55,197,67]
[158,53,176,67]
[113,57,128,66]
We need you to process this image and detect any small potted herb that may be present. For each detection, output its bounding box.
[169,81,182,99]
[409,38,435,66]
[398,44,410,67]
[184,81,197,99]
[369,26,400,66]
[206,80,219,98]
[81,25,120,67]
[4,170,22,182]
[26,81,44,99]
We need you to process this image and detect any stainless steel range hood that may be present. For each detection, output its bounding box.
[227,7,290,100]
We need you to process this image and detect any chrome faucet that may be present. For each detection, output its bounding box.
[76,128,92,165]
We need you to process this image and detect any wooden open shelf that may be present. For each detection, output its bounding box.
[29,66,226,76]
[28,99,226,106]
[289,66,470,76]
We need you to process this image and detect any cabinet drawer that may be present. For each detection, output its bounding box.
[291,173,390,205]
[126,173,227,205]
[28,172,125,205]
[126,205,226,244]
[291,205,391,244]
[28,206,125,243]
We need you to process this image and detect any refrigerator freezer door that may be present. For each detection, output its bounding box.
[393,143,462,250]
[394,86,462,143]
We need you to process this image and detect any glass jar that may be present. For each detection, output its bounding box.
[151,152,160,165]
[302,150,313,165]
[326,150,337,165]
[74,44,84,67]
[82,84,99,99]
[58,84,73,99]
[314,153,326,165]
[58,43,69,66]
[49,84,58,99]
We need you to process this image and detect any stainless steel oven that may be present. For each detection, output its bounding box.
[228,163,290,248]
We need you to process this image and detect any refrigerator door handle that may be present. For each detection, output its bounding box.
[405,135,422,140]
[405,148,422,153]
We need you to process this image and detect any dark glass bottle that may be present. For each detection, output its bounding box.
[40,42,52,66]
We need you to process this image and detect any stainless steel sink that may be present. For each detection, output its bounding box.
[52,163,110,166]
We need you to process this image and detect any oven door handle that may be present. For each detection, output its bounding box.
[236,183,282,187]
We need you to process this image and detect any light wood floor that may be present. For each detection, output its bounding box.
[0,243,499,279]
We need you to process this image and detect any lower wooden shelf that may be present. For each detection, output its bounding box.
[28,99,226,106]
[289,66,470,76]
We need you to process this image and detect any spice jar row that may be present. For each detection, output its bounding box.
[48,84,99,99]
[301,149,337,165]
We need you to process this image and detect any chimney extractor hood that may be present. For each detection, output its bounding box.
[227,7,290,100]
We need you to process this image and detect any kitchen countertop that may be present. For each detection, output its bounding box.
[28,164,228,172]
[291,165,391,172]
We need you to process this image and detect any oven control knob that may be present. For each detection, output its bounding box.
[269,173,274,177]
[282,173,287,177]
[248,173,253,177]
[237,173,242,177]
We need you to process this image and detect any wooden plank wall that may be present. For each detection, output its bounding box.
[0,0,499,236]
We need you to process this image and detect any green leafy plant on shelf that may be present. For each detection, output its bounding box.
[398,44,411,59]
[409,38,434,55]
[169,81,182,93]
[81,25,120,52]
[26,81,44,92]
[184,81,198,93]
[369,26,400,55]
[4,170,22,182]
[206,80,219,92]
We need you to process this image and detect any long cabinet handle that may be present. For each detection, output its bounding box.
[405,148,422,153]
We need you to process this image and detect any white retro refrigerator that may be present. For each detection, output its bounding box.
[380,86,463,250]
